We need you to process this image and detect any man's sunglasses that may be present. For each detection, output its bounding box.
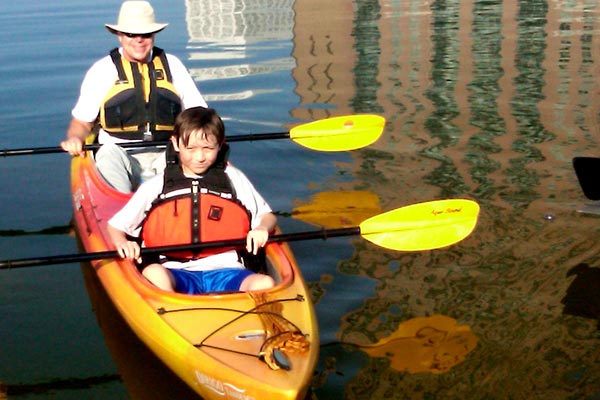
[122,32,154,39]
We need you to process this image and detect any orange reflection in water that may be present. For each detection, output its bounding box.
[359,315,479,374]
[291,190,382,228]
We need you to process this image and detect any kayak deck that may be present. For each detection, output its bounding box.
[71,153,318,400]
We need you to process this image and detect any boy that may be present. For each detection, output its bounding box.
[107,107,275,294]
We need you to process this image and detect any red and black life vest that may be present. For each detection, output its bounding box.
[100,47,182,141]
[141,144,252,260]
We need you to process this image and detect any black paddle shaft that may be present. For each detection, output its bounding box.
[0,132,292,157]
[0,227,361,269]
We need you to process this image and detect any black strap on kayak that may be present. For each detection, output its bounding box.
[156,295,307,365]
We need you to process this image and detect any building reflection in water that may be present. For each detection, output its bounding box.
[184,0,296,103]
[182,0,600,398]
[289,0,600,398]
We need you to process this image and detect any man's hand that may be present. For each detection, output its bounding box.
[61,136,86,156]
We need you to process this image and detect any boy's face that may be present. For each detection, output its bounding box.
[171,129,221,176]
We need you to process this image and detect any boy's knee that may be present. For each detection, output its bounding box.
[142,264,175,291]
[241,273,275,291]
[142,263,161,279]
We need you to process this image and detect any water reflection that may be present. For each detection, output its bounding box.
[4,0,600,398]
[184,0,295,100]
[344,315,478,374]
[283,0,600,398]
[23,0,596,397]
[0,374,119,398]
[291,191,382,228]
[0,224,72,238]
[312,315,478,398]
[562,263,600,328]
[80,263,202,400]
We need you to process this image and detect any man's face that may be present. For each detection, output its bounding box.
[117,32,155,63]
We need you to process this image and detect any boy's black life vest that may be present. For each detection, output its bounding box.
[141,143,252,260]
[100,47,182,141]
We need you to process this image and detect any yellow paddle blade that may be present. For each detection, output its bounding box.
[292,190,382,228]
[289,114,385,151]
[359,199,480,251]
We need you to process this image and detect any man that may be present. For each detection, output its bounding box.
[61,1,207,192]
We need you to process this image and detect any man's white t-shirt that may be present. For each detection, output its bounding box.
[71,48,208,144]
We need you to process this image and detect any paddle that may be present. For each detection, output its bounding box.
[0,114,385,157]
[572,157,600,200]
[0,199,479,270]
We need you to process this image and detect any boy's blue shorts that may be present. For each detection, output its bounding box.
[171,268,254,294]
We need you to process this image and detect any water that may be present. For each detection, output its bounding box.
[1,0,600,399]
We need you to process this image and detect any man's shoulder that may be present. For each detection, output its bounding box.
[85,54,117,76]
[90,52,114,67]
[164,53,186,68]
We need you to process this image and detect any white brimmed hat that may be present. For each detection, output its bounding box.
[105,1,168,35]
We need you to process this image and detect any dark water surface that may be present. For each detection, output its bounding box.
[1,0,600,399]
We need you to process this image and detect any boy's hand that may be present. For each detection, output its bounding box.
[115,240,142,263]
[246,227,269,255]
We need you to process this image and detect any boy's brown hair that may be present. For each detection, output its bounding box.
[173,107,225,146]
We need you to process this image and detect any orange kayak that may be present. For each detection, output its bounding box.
[70,151,319,399]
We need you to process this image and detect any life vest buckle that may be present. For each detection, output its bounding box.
[208,206,223,221]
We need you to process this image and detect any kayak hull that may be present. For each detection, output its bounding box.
[70,153,319,400]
